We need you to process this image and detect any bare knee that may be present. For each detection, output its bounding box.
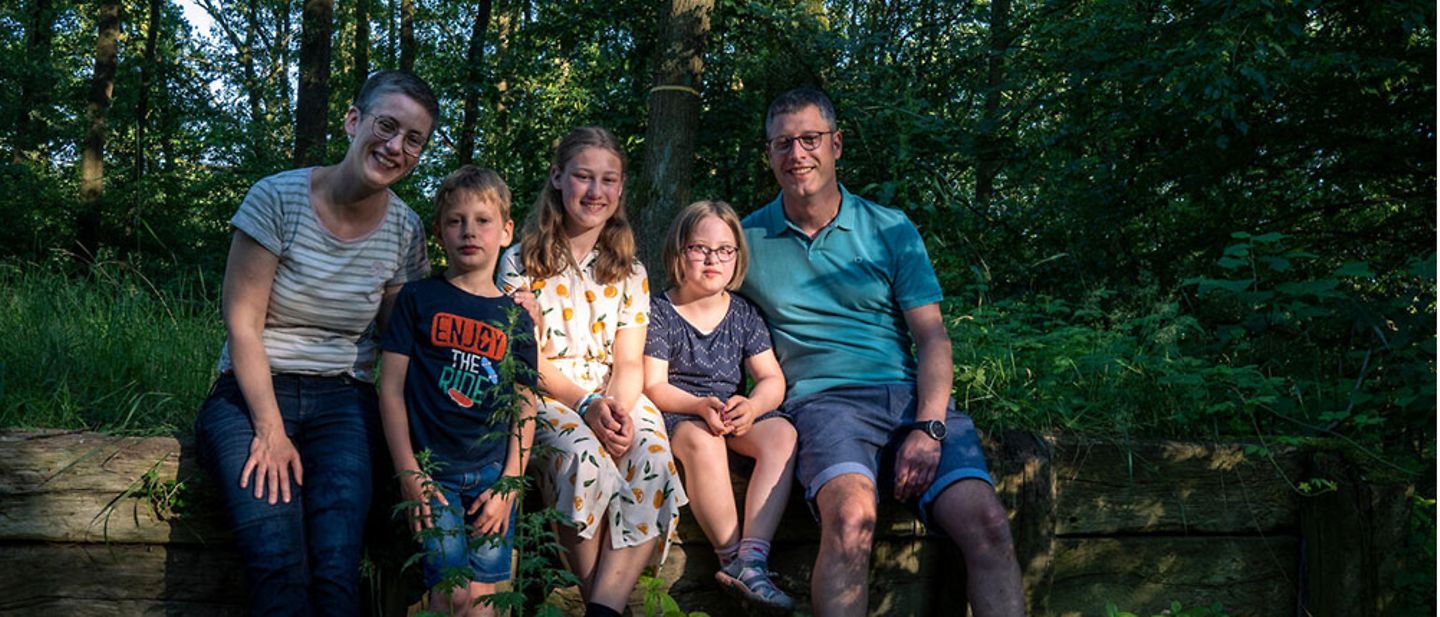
[672,424,725,467]
[751,420,797,467]
[938,483,1015,560]
[818,477,877,556]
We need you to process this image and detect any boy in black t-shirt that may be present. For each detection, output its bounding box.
[379,166,538,616]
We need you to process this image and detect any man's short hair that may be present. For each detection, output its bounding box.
[765,87,837,134]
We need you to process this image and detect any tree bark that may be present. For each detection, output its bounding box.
[77,0,122,262]
[294,0,334,167]
[353,0,371,96]
[14,0,57,163]
[275,0,293,123]
[974,0,1010,205]
[135,0,163,179]
[635,0,713,279]
[399,0,415,72]
[456,0,494,166]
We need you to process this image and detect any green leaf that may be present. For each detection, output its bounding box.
[1333,261,1373,278]
[1185,277,1253,294]
[1216,256,1247,270]
[1258,256,1291,272]
[1251,232,1285,243]
[1275,279,1339,297]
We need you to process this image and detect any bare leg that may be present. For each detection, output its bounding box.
[812,473,876,617]
[727,419,797,542]
[672,422,740,550]
[556,522,604,598]
[428,580,497,617]
[931,479,1023,617]
[588,537,659,611]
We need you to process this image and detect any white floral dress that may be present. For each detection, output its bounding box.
[498,246,687,551]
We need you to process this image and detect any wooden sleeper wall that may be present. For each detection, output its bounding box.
[0,430,1411,616]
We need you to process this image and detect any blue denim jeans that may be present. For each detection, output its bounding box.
[195,372,377,617]
[420,462,516,588]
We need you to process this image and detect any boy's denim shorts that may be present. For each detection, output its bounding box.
[781,383,993,525]
[420,462,515,588]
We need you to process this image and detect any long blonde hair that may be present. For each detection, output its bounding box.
[519,126,636,285]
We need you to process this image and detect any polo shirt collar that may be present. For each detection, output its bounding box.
[768,183,858,237]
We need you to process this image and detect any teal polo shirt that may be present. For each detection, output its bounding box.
[740,185,944,400]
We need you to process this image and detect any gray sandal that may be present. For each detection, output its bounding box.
[714,559,796,611]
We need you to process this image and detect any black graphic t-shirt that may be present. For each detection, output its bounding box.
[381,276,538,474]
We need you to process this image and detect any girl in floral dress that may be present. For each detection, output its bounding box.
[497,126,686,617]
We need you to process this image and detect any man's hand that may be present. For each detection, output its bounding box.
[398,471,447,535]
[468,488,515,537]
[893,430,941,502]
[695,396,730,436]
[240,429,304,504]
[723,395,758,437]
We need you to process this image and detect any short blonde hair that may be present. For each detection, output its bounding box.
[662,200,749,291]
[433,165,513,237]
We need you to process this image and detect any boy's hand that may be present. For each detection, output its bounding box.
[468,488,515,538]
[398,471,447,535]
[723,395,757,437]
[695,396,730,436]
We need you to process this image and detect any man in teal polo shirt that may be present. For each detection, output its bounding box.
[740,88,1023,617]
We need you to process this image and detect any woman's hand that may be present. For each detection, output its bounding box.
[695,396,731,436]
[398,470,447,535]
[724,395,758,437]
[585,396,634,457]
[468,488,516,537]
[240,429,304,504]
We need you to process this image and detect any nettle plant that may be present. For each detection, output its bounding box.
[1181,231,1435,471]
[397,308,580,617]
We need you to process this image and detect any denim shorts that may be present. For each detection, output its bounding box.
[781,383,992,525]
[420,462,516,588]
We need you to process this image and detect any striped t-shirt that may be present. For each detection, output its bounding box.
[216,168,431,381]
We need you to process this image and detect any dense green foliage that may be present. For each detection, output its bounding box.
[0,2,1433,608]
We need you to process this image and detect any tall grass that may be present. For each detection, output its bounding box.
[0,262,223,434]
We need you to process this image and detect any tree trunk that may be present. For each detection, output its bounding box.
[384,0,396,68]
[135,0,162,179]
[14,0,57,163]
[974,0,1010,206]
[275,0,292,120]
[635,0,713,279]
[456,0,494,166]
[399,0,415,72]
[294,0,334,167]
[353,0,371,95]
[77,0,122,263]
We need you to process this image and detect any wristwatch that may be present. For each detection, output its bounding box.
[906,419,947,441]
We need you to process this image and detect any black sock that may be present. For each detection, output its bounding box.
[584,602,623,617]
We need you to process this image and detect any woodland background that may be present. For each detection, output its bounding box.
[0,0,1434,610]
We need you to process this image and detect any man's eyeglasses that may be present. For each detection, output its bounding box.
[764,131,835,153]
[683,244,738,262]
[367,113,428,157]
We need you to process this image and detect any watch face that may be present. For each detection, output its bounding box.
[928,421,947,440]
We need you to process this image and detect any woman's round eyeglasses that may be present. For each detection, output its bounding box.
[367,113,428,157]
